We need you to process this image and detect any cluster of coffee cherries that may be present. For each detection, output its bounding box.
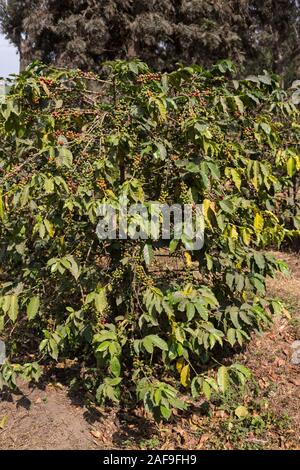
[2,164,22,180]
[39,76,54,87]
[180,181,192,204]
[145,90,154,98]
[243,127,258,143]
[234,111,243,119]
[65,130,82,140]
[96,305,110,327]
[135,264,148,284]
[66,177,78,194]
[137,73,162,84]
[134,256,154,287]
[158,188,169,204]
[51,109,87,120]
[132,154,142,171]
[112,266,126,285]
[189,90,208,107]
[243,126,254,137]
[97,178,107,191]
[77,70,99,81]
[223,146,234,159]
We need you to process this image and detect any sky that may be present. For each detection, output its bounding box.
[0,34,19,78]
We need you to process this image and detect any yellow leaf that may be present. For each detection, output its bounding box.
[202,199,215,230]
[231,168,241,190]
[230,225,238,240]
[184,252,192,268]
[254,213,264,233]
[44,219,55,238]
[240,227,251,245]
[287,156,297,177]
[176,357,185,374]
[251,161,260,190]
[203,199,210,219]
[183,284,193,296]
[180,364,190,388]
[150,97,167,122]
[0,415,8,430]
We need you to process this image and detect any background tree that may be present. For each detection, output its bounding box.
[0,0,299,78]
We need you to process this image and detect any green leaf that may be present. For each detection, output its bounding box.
[0,316,4,332]
[207,162,220,179]
[143,336,154,354]
[217,366,229,393]
[57,147,73,168]
[227,328,236,347]
[234,96,244,114]
[143,243,154,266]
[186,302,195,321]
[8,295,18,323]
[65,255,80,280]
[253,252,265,271]
[202,380,211,400]
[105,377,122,386]
[27,296,40,320]
[231,364,252,379]
[219,199,234,214]
[148,335,168,351]
[160,405,171,420]
[95,289,107,314]
[261,122,271,135]
[230,308,241,328]
[169,238,179,254]
[110,356,121,377]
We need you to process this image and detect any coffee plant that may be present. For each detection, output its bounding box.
[0,59,299,420]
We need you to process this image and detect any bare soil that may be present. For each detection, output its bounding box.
[0,250,299,450]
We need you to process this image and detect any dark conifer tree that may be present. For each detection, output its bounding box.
[0,0,299,78]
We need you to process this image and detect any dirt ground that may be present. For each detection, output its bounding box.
[0,250,299,450]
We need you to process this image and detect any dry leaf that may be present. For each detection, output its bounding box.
[90,430,101,439]
[274,357,285,367]
[161,440,174,450]
[290,377,300,386]
[197,433,210,449]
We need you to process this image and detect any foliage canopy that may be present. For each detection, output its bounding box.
[0,59,299,419]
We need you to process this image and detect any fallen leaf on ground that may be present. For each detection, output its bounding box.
[235,405,249,419]
[290,377,300,386]
[274,357,285,367]
[90,430,101,439]
[197,434,210,449]
[0,415,8,429]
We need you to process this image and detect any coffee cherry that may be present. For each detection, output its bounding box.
[97,179,107,191]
